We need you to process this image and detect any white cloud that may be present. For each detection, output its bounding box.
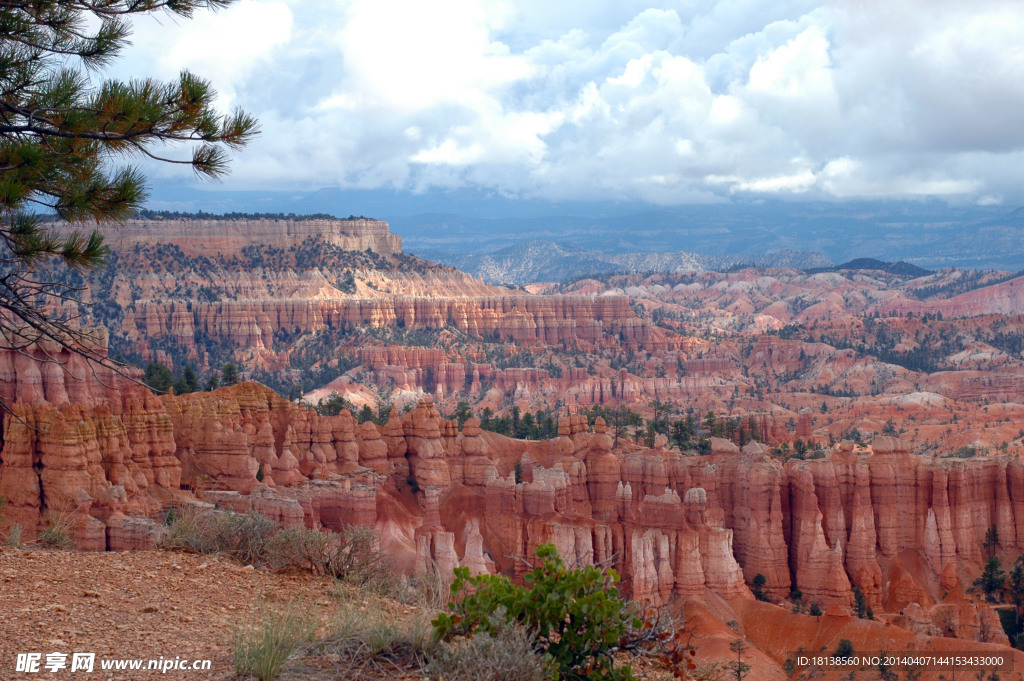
[109,0,1024,203]
[334,0,531,111]
[122,0,292,108]
[747,24,832,98]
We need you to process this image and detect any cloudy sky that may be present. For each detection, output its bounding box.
[115,0,1024,206]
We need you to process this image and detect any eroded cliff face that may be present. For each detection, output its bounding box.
[0,381,1017,645]
[45,217,675,409]
[0,329,142,409]
[55,217,403,257]
[121,294,669,360]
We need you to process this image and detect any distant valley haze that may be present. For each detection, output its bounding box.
[146,184,1024,275]
[116,0,1024,269]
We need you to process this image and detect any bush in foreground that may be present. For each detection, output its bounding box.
[38,506,78,550]
[233,603,316,681]
[432,543,692,681]
[162,506,405,599]
[5,522,23,548]
[427,609,553,681]
[318,603,436,677]
[163,507,276,564]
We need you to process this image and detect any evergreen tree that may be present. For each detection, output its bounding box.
[853,585,873,619]
[519,411,536,439]
[727,639,751,680]
[642,423,657,448]
[704,411,717,437]
[479,406,493,430]
[670,418,693,451]
[985,525,1000,558]
[454,400,472,429]
[1009,556,1024,619]
[649,398,671,434]
[315,393,351,417]
[143,362,172,393]
[172,364,199,395]
[979,556,1005,601]
[181,365,200,393]
[0,0,257,414]
[204,371,220,392]
[221,362,239,386]
[358,404,374,424]
[751,573,769,602]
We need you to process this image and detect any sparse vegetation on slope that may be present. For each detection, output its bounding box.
[433,543,693,681]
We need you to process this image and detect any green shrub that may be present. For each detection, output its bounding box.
[809,603,822,616]
[752,573,769,602]
[433,543,681,681]
[834,638,854,658]
[852,585,873,619]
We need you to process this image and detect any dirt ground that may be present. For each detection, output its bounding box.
[0,546,343,680]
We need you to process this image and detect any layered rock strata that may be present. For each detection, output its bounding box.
[0,382,1016,642]
[120,294,669,355]
[54,217,402,256]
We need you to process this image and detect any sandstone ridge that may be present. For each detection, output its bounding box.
[58,216,402,256]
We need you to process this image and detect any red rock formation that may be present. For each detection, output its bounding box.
[122,294,667,360]
[0,328,141,408]
[2,375,1022,647]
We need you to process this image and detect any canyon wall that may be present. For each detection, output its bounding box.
[121,292,663,350]
[0,328,142,408]
[350,345,708,401]
[120,294,670,357]
[0,380,1017,643]
[56,217,402,256]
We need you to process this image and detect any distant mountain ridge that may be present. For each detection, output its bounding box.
[805,258,933,277]
[426,239,833,284]
[143,189,1024,270]
[391,201,1024,271]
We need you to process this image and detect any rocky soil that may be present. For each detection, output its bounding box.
[0,546,438,681]
[0,547,347,680]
